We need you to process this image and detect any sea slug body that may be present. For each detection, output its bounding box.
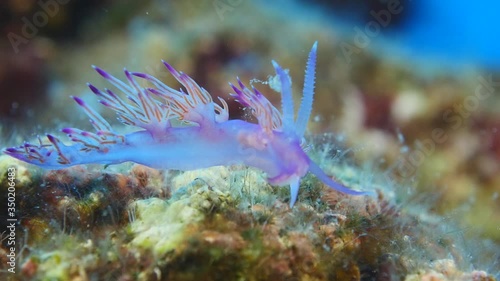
[3,42,369,207]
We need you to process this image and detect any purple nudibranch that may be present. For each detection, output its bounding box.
[3,42,369,207]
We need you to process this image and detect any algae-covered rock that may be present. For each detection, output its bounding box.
[0,155,32,188]
[130,197,204,257]
[0,1,499,280]
[405,259,495,281]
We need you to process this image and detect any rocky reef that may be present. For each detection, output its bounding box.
[0,0,499,280]
[0,134,497,280]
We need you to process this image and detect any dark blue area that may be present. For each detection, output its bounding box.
[305,0,500,69]
[399,0,500,69]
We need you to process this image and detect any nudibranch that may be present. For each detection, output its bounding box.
[3,42,369,206]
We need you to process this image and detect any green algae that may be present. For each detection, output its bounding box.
[130,197,203,257]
